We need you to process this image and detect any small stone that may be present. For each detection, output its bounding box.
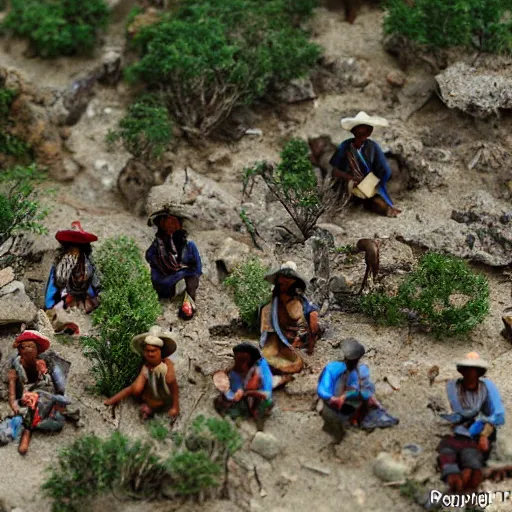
[281,472,298,482]
[384,375,401,390]
[402,444,423,457]
[0,267,15,289]
[260,489,268,497]
[386,70,406,87]
[329,275,349,293]
[86,103,96,118]
[373,452,408,482]
[0,280,25,297]
[62,158,81,180]
[502,314,512,341]
[245,128,263,136]
[250,432,281,460]
[103,107,113,115]
[94,160,111,173]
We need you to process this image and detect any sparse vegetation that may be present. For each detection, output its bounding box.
[385,0,512,54]
[0,164,49,260]
[125,0,320,136]
[360,252,489,337]
[0,86,32,160]
[82,237,162,397]
[244,139,340,240]
[225,257,272,329]
[106,94,172,163]
[2,0,110,58]
[42,416,242,511]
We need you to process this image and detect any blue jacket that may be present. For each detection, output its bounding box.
[317,361,375,402]
[224,358,273,401]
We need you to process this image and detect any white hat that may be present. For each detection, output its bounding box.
[341,111,389,132]
[456,352,489,373]
[131,325,178,358]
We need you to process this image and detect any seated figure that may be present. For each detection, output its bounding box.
[259,261,320,374]
[437,352,505,494]
[330,111,401,217]
[44,221,100,334]
[146,209,202,320]
[214,343,273,428]
[6,330,74,455]
[104,326,180,420]
[317,338,398,441]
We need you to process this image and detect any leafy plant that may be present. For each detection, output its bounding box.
[82,237,161,396]
[125,0,320,136]
[0,164,49,256]
[43,417,243,511]
[244,138,340,240]
[360,252,489,337]
[106,94,172,163]
[2,0,110,58]
[225,257,272,328]
[0,86,32,159]
[148,418,170,441]
[384,0,512,54]
[42,432,166,512]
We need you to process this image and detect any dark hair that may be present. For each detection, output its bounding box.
[233,343,261,365]
[273,281,303,298]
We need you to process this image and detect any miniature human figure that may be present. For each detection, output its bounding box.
[7,330,72,455]
[44,221,100,334]
[259,262,320,374]
[317,338,398,441]
[146,209,202,320]
[330,111,401,217]
[104,326,180,420]
[214,343,273,428]
[437,352,505,494]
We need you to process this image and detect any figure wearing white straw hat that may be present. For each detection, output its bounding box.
[436,352,505,494]
[329,111,401,217]
[104,326,180,420]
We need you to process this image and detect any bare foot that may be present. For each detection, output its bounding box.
[18,430,31,455]
[387,207,402,217]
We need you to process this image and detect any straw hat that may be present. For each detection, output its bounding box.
[147,207,192,227]
[340,111,389,132]
[131,325,178,358]
[55,221,98,245]
[13,330,51,354]
[456,352,489,374]
[264,261,307,291]
[342,338,365,361]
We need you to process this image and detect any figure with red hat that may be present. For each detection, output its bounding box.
[146,208,202,320]
[44,221,101,334]
[6,330,73,455]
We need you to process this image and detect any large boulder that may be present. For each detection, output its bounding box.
[146,168,242,230]
[0,281,38,327]
[400,191,512,266]
[436,62,512,118]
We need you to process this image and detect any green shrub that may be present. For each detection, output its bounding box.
[360,252,489,337]
[2,0,110,58]
[42,432,166,512]
[0,86,32,159]
[148,418,170,441]
[106,94,172,162]
[244,139,338,240]
[43,417,242,511]
[384,0,512,54]
[82,237,161,396]
[125,0,320,136]
[225,257,272,328]
[0,164,49,252]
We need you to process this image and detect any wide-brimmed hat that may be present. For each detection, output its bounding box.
[55,221,98,245]
[131,325,178,359]
[341,111,389,132]
[233,342,262,364]
[456,352,489,374]
[342,338,366,361]
[13,330,51,354]
[147,207,192,227]
[264,261,307,291]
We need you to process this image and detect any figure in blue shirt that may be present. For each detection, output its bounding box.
[214,343,273,430]
[146,209,202,320]
[317,338,398,441]
[330,111,401,217]
[437,352,505,494]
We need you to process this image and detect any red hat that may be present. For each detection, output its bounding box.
[55,221,98,245]
[13,330,51,353]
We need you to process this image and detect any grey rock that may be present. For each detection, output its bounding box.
[275,77,317,104]
[0,285,38,326]
[245,128,263,137]
[0,280,25,297]
[373,452,409,482]
[97,48,123,85]
[250,432,281,460]
[215,237,251,273]
[436,62,512,118]
[494,434,512,463]
[62,158,82,180]
[63,72,97,125]
[0,267,15,289]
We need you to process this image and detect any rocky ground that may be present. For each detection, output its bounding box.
[1,1,512,511]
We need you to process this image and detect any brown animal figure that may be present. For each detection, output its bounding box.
[356,238,380,294]
[308,135,336,182]
[117,158,154,216]
[427,365,440,386]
